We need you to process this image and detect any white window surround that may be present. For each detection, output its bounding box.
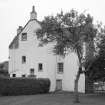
[57,62,64,73]
[22,56,26,64]
[38,63,43,71]
[21,33,27,41]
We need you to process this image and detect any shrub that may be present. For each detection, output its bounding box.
[0,77,50,96]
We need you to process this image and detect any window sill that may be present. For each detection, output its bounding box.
[38,70,43,72]
[57,72,63,74]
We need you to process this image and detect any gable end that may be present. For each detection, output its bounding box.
[9,19,41,49]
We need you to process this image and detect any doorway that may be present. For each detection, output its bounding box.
[56,79,62,91]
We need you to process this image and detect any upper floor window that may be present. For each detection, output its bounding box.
[38,63,43,71]
[57,62,64,73]
[21,33,27,41]
[22,56,26,64]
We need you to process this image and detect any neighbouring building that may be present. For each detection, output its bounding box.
[9,6,85,92]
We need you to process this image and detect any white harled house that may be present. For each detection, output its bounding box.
[9,6,85,92]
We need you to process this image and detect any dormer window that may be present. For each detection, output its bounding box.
[21,33,27,41]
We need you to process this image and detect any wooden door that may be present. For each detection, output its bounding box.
[56,80,62,91]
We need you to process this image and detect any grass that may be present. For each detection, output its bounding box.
[0,92,105,105]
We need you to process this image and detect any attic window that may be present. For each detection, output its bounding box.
[21,33,27,41]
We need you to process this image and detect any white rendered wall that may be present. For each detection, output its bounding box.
[55,53,85,93]
[9,20,57,91]
[9,20,85,92]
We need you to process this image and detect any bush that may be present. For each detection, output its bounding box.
[0,77,50,96]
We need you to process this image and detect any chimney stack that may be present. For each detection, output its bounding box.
[30,6,37,20]
[17,26,23,34]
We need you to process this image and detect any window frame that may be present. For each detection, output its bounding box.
[21,33,27,41]
[57,62,64,73]
[22,56,26,64]
[30,68,35,76]
[12,74,16,77]
[38,63,43,72]
[22,74,26,77]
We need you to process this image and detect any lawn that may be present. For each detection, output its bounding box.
[0,92,105,105]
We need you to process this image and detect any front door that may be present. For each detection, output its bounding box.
[56,80,62,91]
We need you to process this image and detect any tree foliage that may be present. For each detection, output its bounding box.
[86,56,105,81]
[36,9,97,102]
[86,23,105,81]
[36,10,97,59]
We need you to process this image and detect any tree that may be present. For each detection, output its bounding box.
[97,24,105,57]
[0,61,9,77]
[36,10,97,102]
[86,56,105,81]
[87,24,105,81]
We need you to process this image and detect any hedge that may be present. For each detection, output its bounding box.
[0,77,50,96]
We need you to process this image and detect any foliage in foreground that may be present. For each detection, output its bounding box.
[0,61,9,77]
[86,54,105,81]
[85,23,105,81]
[0,77,50,96]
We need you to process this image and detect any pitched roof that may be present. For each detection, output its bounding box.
[9,19,41,49]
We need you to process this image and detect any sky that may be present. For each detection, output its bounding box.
[0,0,105,62]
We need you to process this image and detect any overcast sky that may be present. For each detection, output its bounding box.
[0,0,105,62]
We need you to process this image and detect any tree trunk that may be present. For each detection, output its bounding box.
[74,67,81,103]
[74,48,82,103]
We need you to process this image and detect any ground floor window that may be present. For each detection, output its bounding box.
[22,74,26,77]
[22,56,26,64]
[12,74,16,77]
[29,68,35,77]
